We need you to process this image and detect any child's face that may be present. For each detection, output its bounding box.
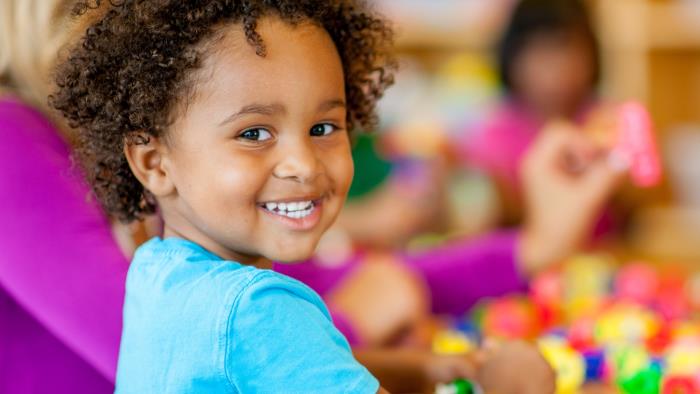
[511,30,595,119]
[156,17,353,265]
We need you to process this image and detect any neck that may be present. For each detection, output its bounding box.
[162,223,272,270]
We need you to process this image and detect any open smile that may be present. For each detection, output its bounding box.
[258,197,324,230]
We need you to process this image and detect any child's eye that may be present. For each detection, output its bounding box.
[310,123,337,137]
[238,128,272,141]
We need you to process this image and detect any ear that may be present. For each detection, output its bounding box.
[124,133,175,198]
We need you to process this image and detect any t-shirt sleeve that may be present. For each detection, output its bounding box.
[225,272,378,394]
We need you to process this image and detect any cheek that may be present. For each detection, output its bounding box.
[338,153,354,194]
[326,140,354,196]
[178,150,267,210]
[215,156,270,204]
[513,55,549,97]
[567,56,595,90]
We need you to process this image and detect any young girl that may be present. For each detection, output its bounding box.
[51,0,569,392]
[52,0,398,391]
[463,0,601,217]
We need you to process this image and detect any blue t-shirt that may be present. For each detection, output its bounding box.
[115,237,378,393]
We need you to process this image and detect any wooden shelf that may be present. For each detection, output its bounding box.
[595,0,700,114]
[597,0,700,50]
[373,0,514,51]
[647,1,700,49]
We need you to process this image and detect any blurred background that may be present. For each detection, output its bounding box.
[338,0,700,263]
[5,0,700,393]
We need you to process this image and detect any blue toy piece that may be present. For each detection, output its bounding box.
[583,349,606,381]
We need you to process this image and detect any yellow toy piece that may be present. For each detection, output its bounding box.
[563,255,614,320]
[432,330,477,355]
[538,337,585,394]
[595,302,660,346]
[665,340,700,376]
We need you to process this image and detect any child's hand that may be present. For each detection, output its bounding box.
[354,347,478,393]
[327,254,430,345]
[476,340,556,394]
[518,121,627,275]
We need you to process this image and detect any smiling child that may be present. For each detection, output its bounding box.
[51,1,394,392]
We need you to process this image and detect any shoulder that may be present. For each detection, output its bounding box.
[0,97,69,171]
[0,97,59,141]
[223,270,379,393]
[0,97,91,220]
[225,269,332,333]
[235,269,327,310]
[129,238,270,302]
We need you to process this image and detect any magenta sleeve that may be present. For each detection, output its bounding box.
[0,99,127,381]
[329,309,363,346]
[402,230,528,316]
[277,232,527,343]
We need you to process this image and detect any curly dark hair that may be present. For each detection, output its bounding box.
[50,0,396,222]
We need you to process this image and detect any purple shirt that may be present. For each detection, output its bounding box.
[0,98,126,393]
[0,97,527,391]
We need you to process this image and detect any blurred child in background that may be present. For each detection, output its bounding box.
[463,0,602,223]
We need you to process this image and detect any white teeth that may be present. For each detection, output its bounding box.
[294,201,311,211]
[276,201,313,211]
[263,200,315,219]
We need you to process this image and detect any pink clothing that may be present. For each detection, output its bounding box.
[463,99,594,192]
[461,98,616,238]
[463,101,543,192]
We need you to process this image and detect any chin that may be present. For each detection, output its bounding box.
[266,243,318,264]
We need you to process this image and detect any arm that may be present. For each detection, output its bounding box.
[354,347,478,394]
[0,101,128,381]
[403,231,528,316]
[278,240,523,343]
[410,122,626,317]
[355,342,556,394]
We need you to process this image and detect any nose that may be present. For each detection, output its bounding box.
[272,136,322,184]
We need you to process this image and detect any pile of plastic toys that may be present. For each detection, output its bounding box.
[433,254,700,394]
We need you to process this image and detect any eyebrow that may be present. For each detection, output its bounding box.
[218,99,346,127]
[318,99,346,113]
[218,103,286,126]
